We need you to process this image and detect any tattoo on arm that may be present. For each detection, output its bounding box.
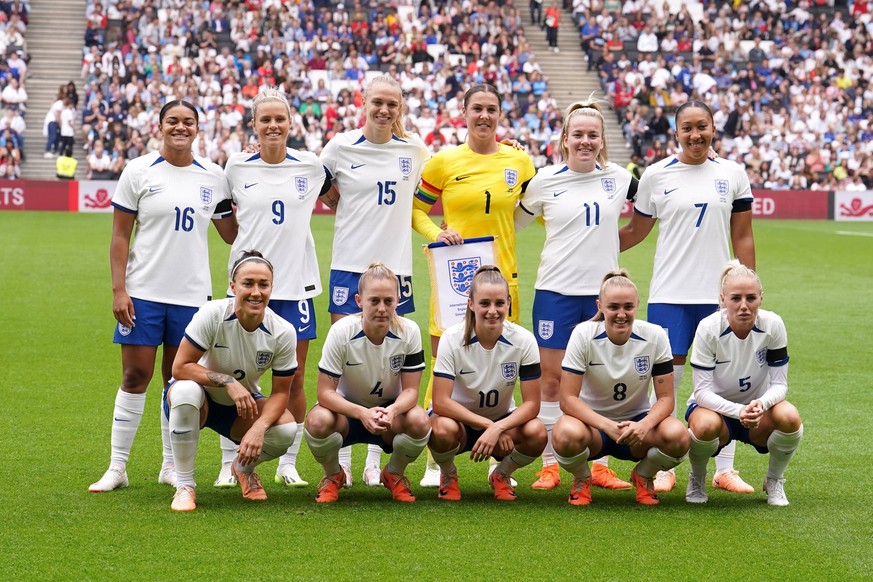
[322,193,339,209]
[207,372,235,387]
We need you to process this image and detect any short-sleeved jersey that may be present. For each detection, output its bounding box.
[415,143,536,285]
[633,156,753,304]
[433,320,540,421]
[320,129,429,276]
[562,320,673,420]
[182,298,298,405]
[317,315,425,408]
[111,152,232,307]
[689,309,789,408]
[224,150,327,300]
[518,162,636,295]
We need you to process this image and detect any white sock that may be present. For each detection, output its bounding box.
[160,402,173,466]
[715,440,736,474]
[219,436,238,465]
[278,422,305,467]
[766,425,803,481]
[592,456,609,468]
[688,430,719,477]
[635,447,686,479]
[255,422,299,467]
[109,389,146,467]
[304,429,343,475]
[496,448,537,477]
[671,364,684,418]
[554,448,591,480]
[366,444,382,467]
[338,445,352,469]
[430,445,459,476]
[169,403,200,488]
[385,430,431,475]
[538,401,562,466]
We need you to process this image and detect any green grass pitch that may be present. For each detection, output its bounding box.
[1,212,871,580]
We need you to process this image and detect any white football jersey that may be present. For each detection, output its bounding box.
[633,156,753,304]
[224,150,327,300]
[320,129,429,275]
[688,309,789,414]
[562,320,673,420]
[434,321,541,421]
[317,315,425,407]
[111,152,232,306]
[517,162,636,295]
[182,298,298,405]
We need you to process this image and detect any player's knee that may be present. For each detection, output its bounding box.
[304,406,336,437]
[771,401,802,432]
[403,407,431,439]
[120,367,152,392]
[523,418,548,450]
[429,416,460,448]
[167,380,204,409]
[688,409,721,439]
[659,418,690,456]
[265,421,298,450]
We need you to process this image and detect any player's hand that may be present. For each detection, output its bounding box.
[361,408,389,435]
[470,423,503,462]
[436,228,463,245]
[378,406,395,431]
[707,146,719,161]
[243,142,261,154]
[602,421,625,444]
[740,400,764,428]
[237,427,265,466]
[616,420,649,447]
[112,289,135,328]
[499,138,526,152]
[227,381,258,420]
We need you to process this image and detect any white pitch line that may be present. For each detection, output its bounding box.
[836,230,873,237]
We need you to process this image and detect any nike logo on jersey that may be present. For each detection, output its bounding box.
[214,343,230,349]
[171,429,192,435]
[114,417,130,422]
[664,188,678,196]
[351,163,366,170]
[299,325,311,332]
[588,362,605,366]
[455,175,471,181]
[715,359,731,365]
[553,190,567,197]
[459,369,475,375]
[245,182,258,189]
[148,186,163,193]
[346,361,363,366]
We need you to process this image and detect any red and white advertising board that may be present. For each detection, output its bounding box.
[834,190,873,222]
[78,180,116,213]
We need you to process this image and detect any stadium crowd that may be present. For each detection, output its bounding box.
[0,0,27,178]
[71,0,871,190]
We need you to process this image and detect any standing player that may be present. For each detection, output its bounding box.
[217,87,332,490]
[552,270,689,506]
[165,251,299,511]
[319,75,430,487]
[414,84,536,486]
[89,100,235,493]
[304,263,430,503]
[515,98,638,491]
[685,262,803,506]
[620,100,755,494]
[427,266,546,501]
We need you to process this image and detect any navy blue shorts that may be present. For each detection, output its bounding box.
[647,303,718,356]
[685,403,769,454]
[342,419,394,453]
[532,290,598,349]
[590,412,648,462]
[328,269,415,315]
[459,412,513,460]
[269,298,317,341]
[163,381,265,444]
[113,297,198,347]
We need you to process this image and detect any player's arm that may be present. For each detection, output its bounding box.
[617,366,674,445]
[730,209,755,270]
[316,371,387,434]
[237,372,293,465]
[690,366,744,419]
[618,210,656,252]
[212,212,238,244]
[172,337,259,419]
[385,369,423,422]
[110,207,136,328]
[558,369,624,441]
[431,374,491,429]
[500,375,541,429]
[317,167,338,210]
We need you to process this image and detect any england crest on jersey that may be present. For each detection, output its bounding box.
[399,157,413,176]
[601,178,616,193]
[756,348,767,366]
[389,354,404,374]
[538,320,554,340]
[504,169,518,187]
[295,176,308,194]
[715,179,729,195]
[501,362,518,381]
[256,351,273,368]
[332,286,349,306]
[200,186,213,205]
[448,257,480,296]
[634,356,650,375]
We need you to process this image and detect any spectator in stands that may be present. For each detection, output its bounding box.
[59,96,76,157]
[0,141,20,178]
[544,2,560,53]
